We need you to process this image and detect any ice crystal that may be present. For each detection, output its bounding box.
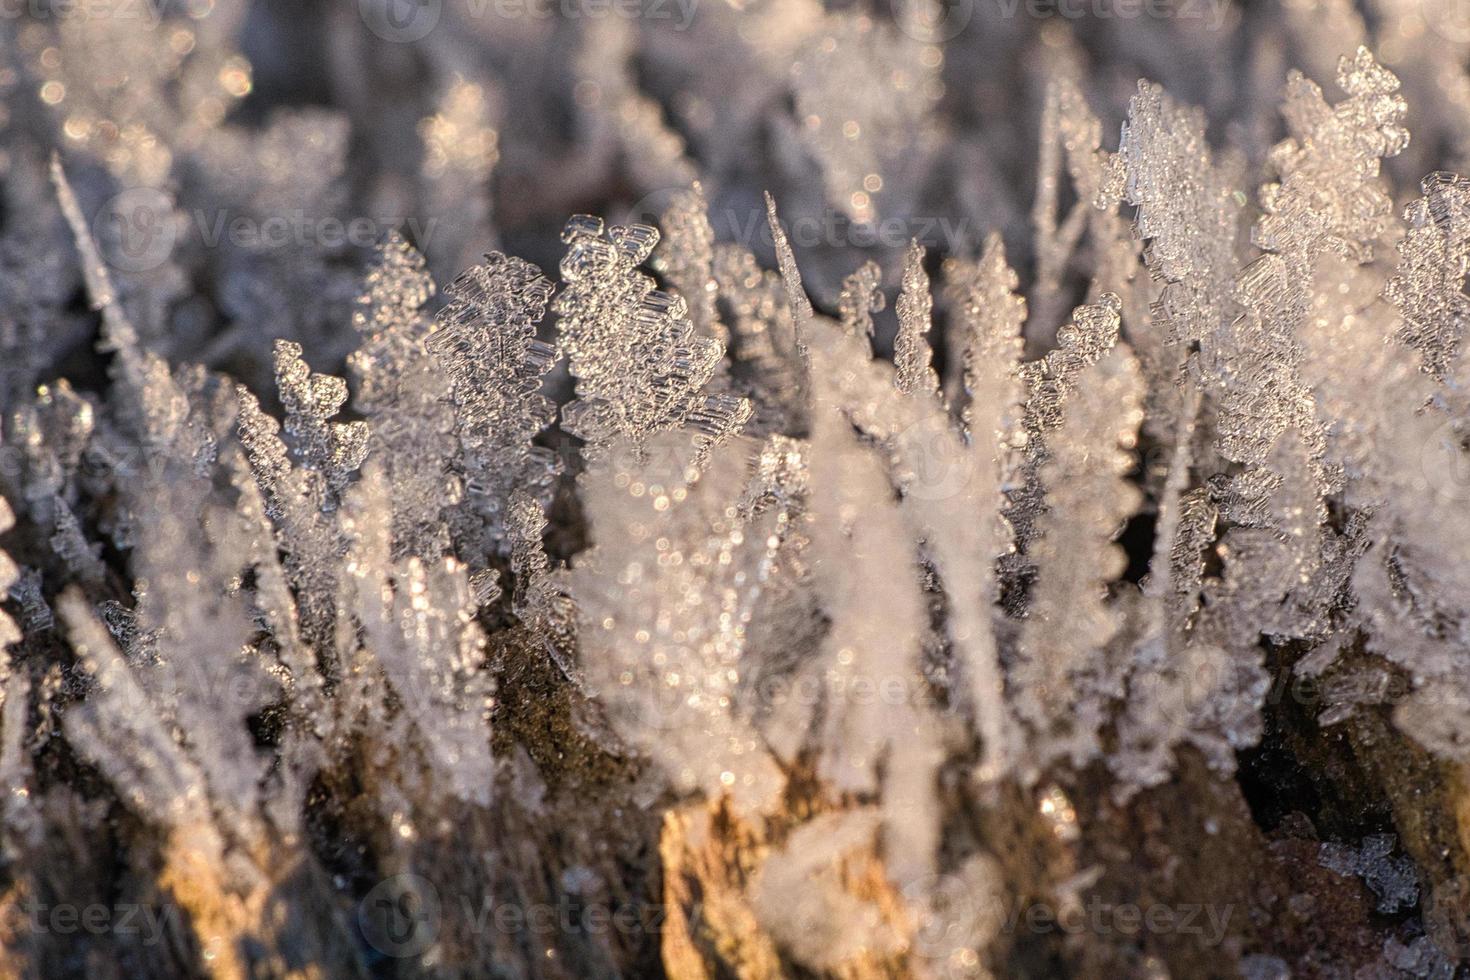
[1385,172,1470,378]
[235,381,353,649]
[272,340,369,502]
[1318,834,1420,913]
[349,233,459,559]
[0,499,21,649]
[1030,58,1126,334]
[893,241,939,396]
[945,234,1027,438]
[1009,293,1124,555]
[340,462,496,807]
[804,316,943,881]
[555,215,747,450]
[751,809,897,969]
[937,236,1028,778]
[428,249,559,557]
[1118,80,1241,350]
[571,433,783,813]
[653,183,726,345]
[1013,346,1144,769]
[836,259,886,340]
[60,589,212,828]
[52,160,207,467]
[129,484,274,823]
[506,491,570,650]
[711,239,807,431]
[418,76,500,283]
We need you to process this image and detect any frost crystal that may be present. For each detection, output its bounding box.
[555,215,747,450]
[350,233,460,559]
[1118,80,1241,349]
[893,241,939,396]
[571,434,783,813]
[60,589,211,828]
[800,313,946,880]
[428,249,559,556]
[1009,293,1124,556]
[1013,346,1143,769]
[0,499,22,649]
[272,340,369,503]
[1318,834,1420,913]
[418,76,500,283]
[341,463,496,807]
[653,183,725,345]
[1385,172,1470,378]
[946,234,1027,439]
[836,259,886,340]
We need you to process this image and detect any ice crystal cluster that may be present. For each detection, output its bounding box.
[8,1,1470,978]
